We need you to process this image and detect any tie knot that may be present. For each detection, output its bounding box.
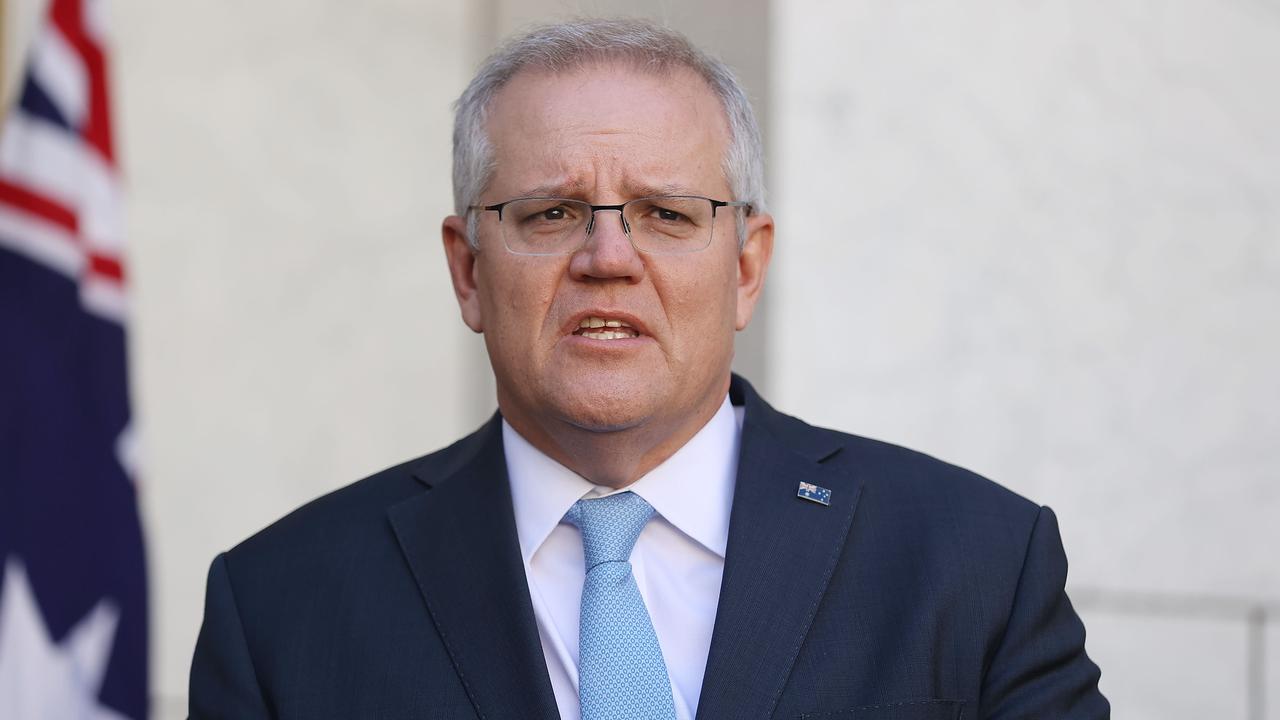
[564,491,655,568]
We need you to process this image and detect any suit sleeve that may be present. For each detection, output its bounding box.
[979,506,1110,719]
[189,553,272,719]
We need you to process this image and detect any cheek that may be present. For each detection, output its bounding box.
[479,262,561,349]
[705,244,742,318]
[655,255,739,342]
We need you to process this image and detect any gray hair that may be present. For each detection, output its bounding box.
[452,18,766,247]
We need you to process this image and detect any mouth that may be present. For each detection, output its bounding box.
[571,315,644,341]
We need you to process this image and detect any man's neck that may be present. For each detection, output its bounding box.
[499,386,729,489]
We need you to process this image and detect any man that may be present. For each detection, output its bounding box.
[190,18,1108,720]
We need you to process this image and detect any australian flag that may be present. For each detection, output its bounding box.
[0,0,148,717]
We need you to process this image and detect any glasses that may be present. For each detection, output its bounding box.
[471,195,751,256]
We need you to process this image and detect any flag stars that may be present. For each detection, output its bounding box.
[0,558,128,720]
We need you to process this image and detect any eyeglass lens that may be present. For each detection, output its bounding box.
[497,196,717,255]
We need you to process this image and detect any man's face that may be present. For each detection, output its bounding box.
[443,62,772,449]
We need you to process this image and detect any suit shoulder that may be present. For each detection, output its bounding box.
[855,432,1035,513]
[223,421,494,567]
[226,456,419,560]
[771,408,1040,520]
[782,416,1049,576]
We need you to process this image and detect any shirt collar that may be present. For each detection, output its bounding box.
[504,394,742,563]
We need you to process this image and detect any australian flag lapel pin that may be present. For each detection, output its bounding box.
[797,481,832,506]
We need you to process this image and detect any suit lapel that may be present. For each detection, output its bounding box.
[697,378,865,720]
[387,417,560,720]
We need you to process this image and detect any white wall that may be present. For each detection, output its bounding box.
[772,1,1280,717]
[0,0,46,105]
[109,0,477,715]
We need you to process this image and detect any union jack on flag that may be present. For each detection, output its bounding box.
[0,0,148,717]
[0,0,126,317]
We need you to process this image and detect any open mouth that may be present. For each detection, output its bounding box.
[572,316,642,340]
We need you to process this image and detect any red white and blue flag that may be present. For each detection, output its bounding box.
[0,0,148,717]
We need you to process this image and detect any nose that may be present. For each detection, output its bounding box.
[568,208,645,283]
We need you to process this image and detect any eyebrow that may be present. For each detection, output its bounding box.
[512,181,584,198]
[632,182,704,198]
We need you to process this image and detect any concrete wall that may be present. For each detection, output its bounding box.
[771,1,1280,717]
[0,0,46,105]
[108,0,475,715]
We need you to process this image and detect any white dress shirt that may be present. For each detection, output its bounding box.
[504,395,743,720]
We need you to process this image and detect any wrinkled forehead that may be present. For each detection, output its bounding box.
[482,61,733,197]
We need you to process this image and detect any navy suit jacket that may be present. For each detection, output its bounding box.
[190,376,1108,719]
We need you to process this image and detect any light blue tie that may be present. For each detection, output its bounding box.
[564,492,677,720]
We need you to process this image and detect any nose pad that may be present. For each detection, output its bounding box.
[585,208,631,241]
[570,206,645,281]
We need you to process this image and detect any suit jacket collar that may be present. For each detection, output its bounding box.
[387,417,561,720]
[387,375,863,720]
[696,376,865,720]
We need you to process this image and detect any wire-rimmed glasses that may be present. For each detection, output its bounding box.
[471,195,751,256]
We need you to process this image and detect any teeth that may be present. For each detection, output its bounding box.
[578,316,634,330]
[581,330,636,340]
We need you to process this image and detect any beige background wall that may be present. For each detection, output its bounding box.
[109,1,476,715]
[4,1,1277,717]
[1,0,46,103]
[43,0,484,714]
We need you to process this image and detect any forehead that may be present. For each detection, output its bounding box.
[483,62,732,198]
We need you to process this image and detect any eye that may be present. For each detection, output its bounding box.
[510,199,579,225]
[644,203,693,224]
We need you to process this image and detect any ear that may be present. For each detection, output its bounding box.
[442,215,484,333]
[735,211,774,331]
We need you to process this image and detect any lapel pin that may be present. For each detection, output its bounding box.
[797,481,832,506]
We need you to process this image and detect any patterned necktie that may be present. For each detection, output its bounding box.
[564,491,677,720]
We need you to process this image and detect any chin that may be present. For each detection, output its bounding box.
[550,378,656,434]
